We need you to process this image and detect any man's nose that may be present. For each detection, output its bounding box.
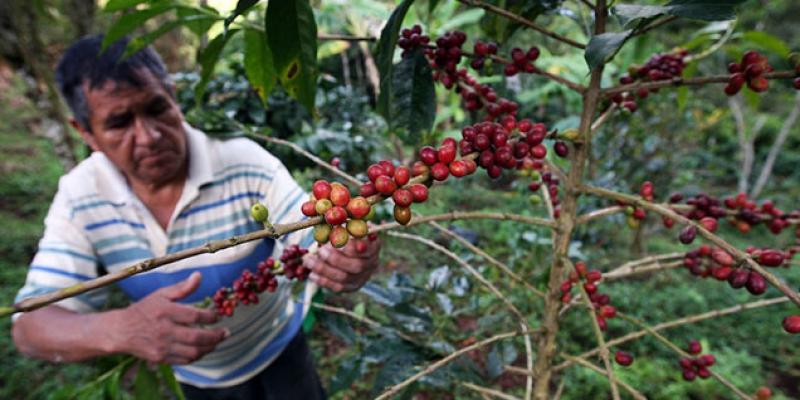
[133,116,162,145]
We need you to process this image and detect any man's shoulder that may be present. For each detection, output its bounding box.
[201,130,282,173]
[56,154,103,198]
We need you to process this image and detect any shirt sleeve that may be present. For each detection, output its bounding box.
[13,181,109,321]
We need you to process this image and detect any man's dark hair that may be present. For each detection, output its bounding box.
[55,35,171,132]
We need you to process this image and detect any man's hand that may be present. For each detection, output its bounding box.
[304,238,381,292]
[110,272,228,365]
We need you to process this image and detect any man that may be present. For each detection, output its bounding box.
[11,36,380,399]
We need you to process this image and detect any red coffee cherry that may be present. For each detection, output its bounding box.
[746,271,767,295]
[346,196,371,219]
[360,182,377,197]
[394,166,411,186]
[301,200,317,217]
[431,163,450,181]
[367,164,386,182]
[330,226,350,248]
[375,175,397,195]
[312,180,332,200]
[324,206,348,226]
[687,339,702,355]
[329,183,351,207]
[614,351,634,366]
[783,315,800,333]
[409,184,429,203]
[758,249,785,267]
[392,189,414,208]
[420,146,438,166]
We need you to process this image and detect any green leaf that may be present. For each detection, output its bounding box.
[195,29,240,103]
[243,28,276,106]
[664,0,747,21]
[375,0,415,122]
[437,9,485,32]
[225,0,260,30]
[388,49,436,142]
[266,0,318,113]
[133,363,160,400]
[741,31,790,57]
[123,19,183,58]
[584,30,633,71]
[104,0,149,12]
[176,6,219,37]
[102,4,177,50]
[104,366,123,400]
[612,4,667,27]
[158,364,186,400]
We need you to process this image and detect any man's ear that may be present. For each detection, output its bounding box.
[69,118,99,152]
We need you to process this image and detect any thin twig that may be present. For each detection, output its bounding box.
[555,296,788,371]
[308,302,419,344]
[374,331,523,400]
[462,382,523,400]
[590,103,618,135]
[428,222,546,298]
[618,313,753,400]
[239,129,363,187]
[457,0,586,50]
[580,184,800,307]
[604,260,683,281]
[576,206,624,224]
[371,211,556,233]
[461,50,585,93]
[602,252,684,280]
[559,355,647,400]
[603,71,796,96]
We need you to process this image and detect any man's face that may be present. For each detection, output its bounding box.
[78,69,187,187]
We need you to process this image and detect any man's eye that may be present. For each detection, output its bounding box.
[107,115,132,129]
[148,101,169,115]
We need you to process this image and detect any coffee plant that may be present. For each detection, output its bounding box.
[5,0,800,399]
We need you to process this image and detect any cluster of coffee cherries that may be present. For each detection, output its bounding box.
[396,26,524,121]
[619,181,655,229]
[469,40,499,70]
[301,180,371,248]
[397,24,430,58]
[725,50,774,95]
[362,160,432,226]
[678,340,716,381]
[611,50,689,112]
[212,245,309,317]
[682,245,770,295]
[722,193,797,235]
[560,261,617,330]
[666,191,800,240]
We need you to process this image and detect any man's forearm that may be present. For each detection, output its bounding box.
[12,305,122,363]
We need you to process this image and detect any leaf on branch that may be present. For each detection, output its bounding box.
[584,30,633,71]
[176,6,219,37]
[375,0,415,124]
[133,363,160,400]
[244,28,276,106]
[665,0,747,21]
[612,4,668,27]
[102,3,177,50]
[195,30,240,104]
[225,0,260,31]
[158,364,186,400]
[613,0,747,28]
[266,0,318,114]
[388,49,436,142]
[122,19,183,59]
[741,31,791,57]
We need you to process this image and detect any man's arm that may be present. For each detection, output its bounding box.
[13,272,228,365]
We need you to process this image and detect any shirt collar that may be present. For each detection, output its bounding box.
[92,122,216,205]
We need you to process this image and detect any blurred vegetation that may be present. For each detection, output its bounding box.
[1,0,800,399]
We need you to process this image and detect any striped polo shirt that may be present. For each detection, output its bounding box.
[14,124,316,388]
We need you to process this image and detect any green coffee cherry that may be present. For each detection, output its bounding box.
[529,194,542,206]
[251,203,269,222]
[314,224,333,244]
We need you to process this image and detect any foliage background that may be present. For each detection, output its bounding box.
[0,0,799,398]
